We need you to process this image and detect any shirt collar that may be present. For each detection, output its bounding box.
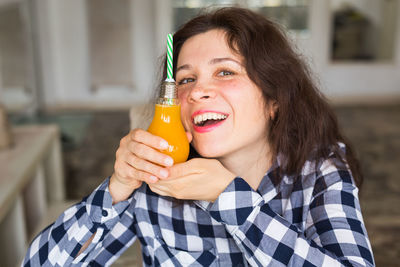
[256,155,291,203]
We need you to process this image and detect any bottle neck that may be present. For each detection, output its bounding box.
[156,80,179,107]
[160,81,177,99]
[156,98,180,106]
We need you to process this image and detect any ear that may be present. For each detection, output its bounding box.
[269,100,278,121]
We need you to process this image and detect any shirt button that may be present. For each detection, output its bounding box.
[102,210,108,217]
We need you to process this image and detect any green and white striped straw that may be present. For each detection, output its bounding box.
[166,33,174,82]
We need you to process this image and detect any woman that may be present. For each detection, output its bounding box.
[24,7,374,266]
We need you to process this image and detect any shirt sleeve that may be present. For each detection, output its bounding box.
[22,177,135,266]
[199,169,375,266]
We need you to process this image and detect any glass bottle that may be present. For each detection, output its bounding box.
[148,81,189,163]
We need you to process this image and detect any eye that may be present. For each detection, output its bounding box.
[217,70,234,76]
[178,77,195,85]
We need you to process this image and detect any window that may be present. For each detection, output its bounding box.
[330,0,398,61]
[173,0,310,34]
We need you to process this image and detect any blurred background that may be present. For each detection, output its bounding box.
[0,0,398,266]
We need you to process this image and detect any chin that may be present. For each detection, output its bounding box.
[192,140,228,158]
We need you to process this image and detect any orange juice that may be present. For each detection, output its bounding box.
[148,104,189,163]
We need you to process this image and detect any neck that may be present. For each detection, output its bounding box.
[218,140,272,190]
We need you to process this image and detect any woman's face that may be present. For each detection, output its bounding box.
[176,29,270,159]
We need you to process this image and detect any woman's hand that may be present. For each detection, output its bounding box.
[148,158,236,202]
[110,129,176,204]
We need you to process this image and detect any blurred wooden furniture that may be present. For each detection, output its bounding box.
[0,124,65,266]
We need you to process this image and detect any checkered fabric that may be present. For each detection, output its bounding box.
[23,144,374,266]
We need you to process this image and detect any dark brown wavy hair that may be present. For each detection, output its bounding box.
[160,7,363,188]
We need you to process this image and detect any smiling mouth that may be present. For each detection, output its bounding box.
[193,112,228,127]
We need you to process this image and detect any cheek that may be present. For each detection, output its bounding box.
[177,86,186,103]
[225,82,268,126]
[178,91,191,126]
[219,79,255,107]
[178,90,188,109]
[178,88,189,104]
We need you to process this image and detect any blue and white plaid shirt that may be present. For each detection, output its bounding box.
[23,144,374,266]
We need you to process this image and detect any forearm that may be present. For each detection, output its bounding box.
[23,203,98,266]
[23,177,135,266]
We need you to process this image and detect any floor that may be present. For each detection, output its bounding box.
[19,104,399,266]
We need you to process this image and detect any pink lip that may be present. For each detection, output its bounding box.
[191,110,229,133]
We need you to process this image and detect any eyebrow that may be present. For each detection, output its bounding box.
[176,57,241,73]
[209,57,241,65]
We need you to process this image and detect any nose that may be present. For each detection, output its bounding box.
[187,81,217,103]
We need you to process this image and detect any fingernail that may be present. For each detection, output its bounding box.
[159,169,168,178]
[164,157,173,166]
[160,140,168,149]
[149,175,158,183]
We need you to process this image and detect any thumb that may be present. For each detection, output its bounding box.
[169,161,189,178]
[186,131,193,143]
[169,159,200,178]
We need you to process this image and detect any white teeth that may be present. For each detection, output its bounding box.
[193,112,228,125]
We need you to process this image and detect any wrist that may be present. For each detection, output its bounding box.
[211,171,236,202]
[109,174,136,204]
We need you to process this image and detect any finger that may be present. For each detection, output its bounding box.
[148,184,169,197]
[130,129,169,150]
[168,159,201,178]
[129,142,173,167]
[118,161,159,184]
[125,153,169,179]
